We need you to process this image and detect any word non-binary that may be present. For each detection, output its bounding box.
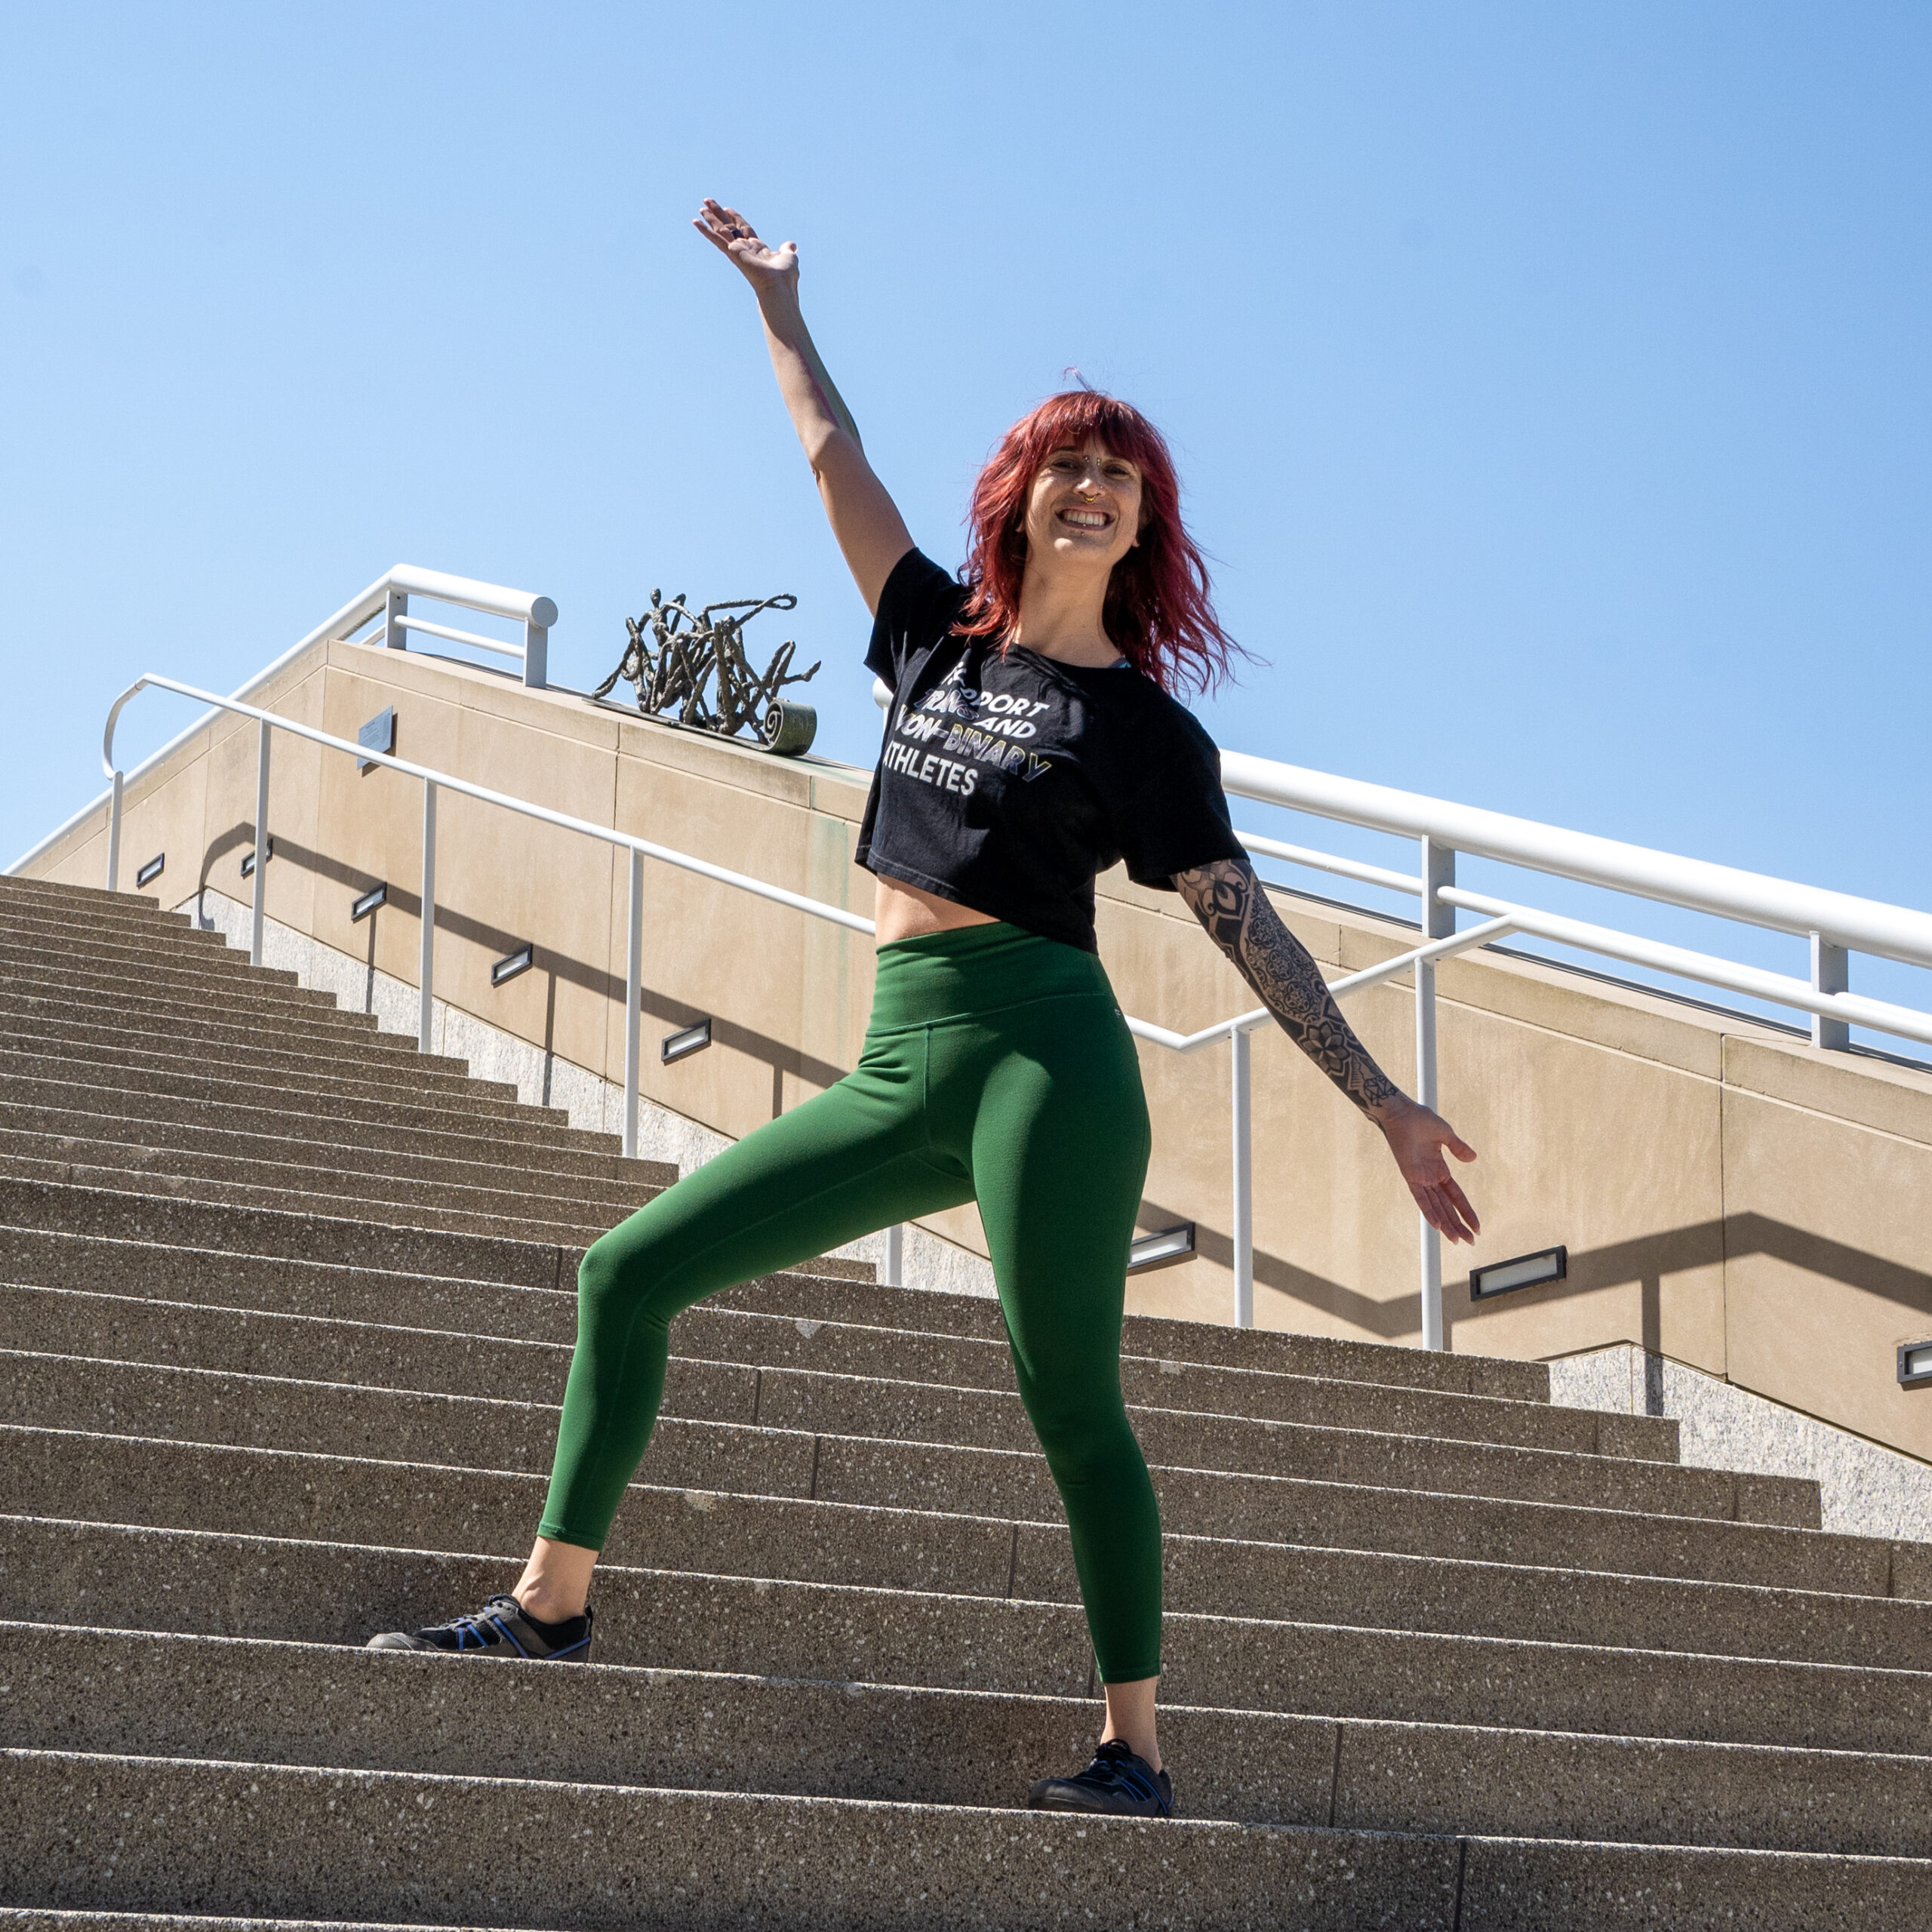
[887,663,1058,792]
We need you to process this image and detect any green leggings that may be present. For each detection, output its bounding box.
[538,921,1163,1684]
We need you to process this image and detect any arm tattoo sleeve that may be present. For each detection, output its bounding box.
[1174,858,1404,1117]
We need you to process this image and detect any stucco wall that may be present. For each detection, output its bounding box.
[24,633,1932,1466]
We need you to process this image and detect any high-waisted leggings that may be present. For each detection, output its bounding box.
[537,921,1163,1684]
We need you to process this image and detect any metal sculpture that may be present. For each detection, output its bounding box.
[595,591,820,755]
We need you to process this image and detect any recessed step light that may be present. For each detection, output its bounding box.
[1470,1246,1567,1300]
[1128,1224,1195,1273]
[134,854,165,888]
[357,707,395,773]
[491,943,534,987]
[350,883,388,922]
[1900,1341,1932,1388]
[662,1019,712,1064]
[239,839,275,879]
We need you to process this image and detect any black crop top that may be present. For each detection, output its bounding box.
[857,547,1245,954]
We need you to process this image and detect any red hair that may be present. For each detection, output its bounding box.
[956,389,1238,696]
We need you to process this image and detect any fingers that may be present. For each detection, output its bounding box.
[1444,1129,1477,1163]
[1438,1174,1480,1238]
[1417,1183,1478,1245]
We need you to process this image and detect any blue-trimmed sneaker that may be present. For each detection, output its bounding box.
[365,1594,593,1662]
[1028,1740,1174,1817]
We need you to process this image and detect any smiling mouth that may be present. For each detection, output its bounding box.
[1058,508,1111,531]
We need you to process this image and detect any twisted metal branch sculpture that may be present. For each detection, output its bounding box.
[595,591,820,755]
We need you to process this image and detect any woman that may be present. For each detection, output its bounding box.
[370,201,1481,1820]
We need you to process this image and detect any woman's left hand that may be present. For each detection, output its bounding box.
[1377,1099,1480,1244]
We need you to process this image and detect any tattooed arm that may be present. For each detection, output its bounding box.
[1174,858,1481,1244]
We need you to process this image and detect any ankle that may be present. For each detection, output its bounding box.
[512,1585,586,1626]
[1101,1730,1161,1775]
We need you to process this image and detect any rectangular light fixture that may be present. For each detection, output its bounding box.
[350,882,388,922]
[134,853,165,888]
[491,943,534,987]
[357,706,395,773]
[1900,1342,1932,1389]
[239,838,274,878]
[662,1018,712,1064]
[1128,1223,1195,1273]
[1470,1245,1568,1300]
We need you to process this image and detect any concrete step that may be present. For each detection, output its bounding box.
[0,1204,1549,1409]
[0,1278,1665,1462]
[0,946,367,1027]
[8,1427,1924,1672]
[0,1114,672,1208]
[0,929,315,999]
[0,1159,616,1248]
[0,1089,627,1180]
[0,1047,577,1144]
[0,1148,642,1247]
[0,1743,1466,1932]
[0,1348,1873,1609]
[0,898,232,952]
[0,1184,869,1289]
[0,872,176,918]
[0,913,306,985]
[6,1750,1924,1931]
[677,1304,1667,1460]
[0,1300,1795,1522]
[0,1001,514,1103]
[7,1515,1929,1754]
[711,1270,1555,1405]
[0,977,383,1049]
[0,1036,525,1118]
[7,1623,1931,1857]
[0,1181,572,1287]
[0,995,474,1081]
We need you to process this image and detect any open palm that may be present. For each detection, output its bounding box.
[694,198,799,295]
[1382,1101,1480,1245]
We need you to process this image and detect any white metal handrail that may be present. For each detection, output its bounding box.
[875,676,1932,1345]
[92,665,1478,1326]
[11,566,555,888]
[51,601,1932,1349]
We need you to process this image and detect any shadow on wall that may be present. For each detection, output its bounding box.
[198,824,851,1094]
[208,828,1932,1367]
[1139,1196,1932,1354]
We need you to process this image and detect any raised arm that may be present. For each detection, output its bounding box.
[694,200,912,614]
[1174,858,1480,1244]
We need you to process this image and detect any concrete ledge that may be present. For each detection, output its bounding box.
[1552,1342,1932,1541]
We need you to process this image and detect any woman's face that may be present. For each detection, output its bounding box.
[1021,439,1143,574]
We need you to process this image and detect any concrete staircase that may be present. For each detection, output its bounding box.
[1,870,1927,1930]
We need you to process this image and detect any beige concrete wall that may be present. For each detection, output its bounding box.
[25,635,1932,1466]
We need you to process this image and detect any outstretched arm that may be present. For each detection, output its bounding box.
[694,199,912,613]
[1174,858,1481,1244]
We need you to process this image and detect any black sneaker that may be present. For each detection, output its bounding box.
[365,1594,593,1662]
[1028,1740,1174,1817]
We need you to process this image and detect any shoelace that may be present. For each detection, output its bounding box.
[1078,1743,1168,1809]
[439,1602,528,1655]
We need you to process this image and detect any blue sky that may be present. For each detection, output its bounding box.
[4,3,1928,1032]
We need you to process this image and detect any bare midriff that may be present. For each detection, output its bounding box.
[872,874,999,946]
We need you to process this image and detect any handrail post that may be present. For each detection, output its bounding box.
[418,781,437,1052]
[385,588,408,652]
[1811,935,1850,1051]
[250,719,271,966]
[884,1223,904,1287]
[1231,1026,1254,1328]
[1417,838,1456,1350]
[623,848,643,1158]
[523,617,549,690]
[105,771,124,892]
